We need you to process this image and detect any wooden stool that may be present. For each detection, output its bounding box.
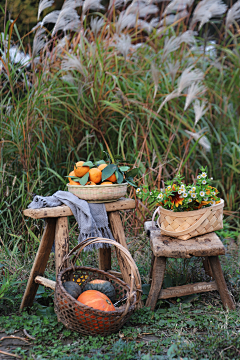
[20,198,135,310]
[144,221,235,311]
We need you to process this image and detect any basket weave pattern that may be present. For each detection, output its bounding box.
[67,183,127,202]
[54,238,142,336]
[156,200,224,240]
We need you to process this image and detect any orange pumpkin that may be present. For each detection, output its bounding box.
[75,290,115,332]
[76,290,115,312]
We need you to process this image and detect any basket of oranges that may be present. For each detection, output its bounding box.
[67,159,138,203]
[54,237,142,336]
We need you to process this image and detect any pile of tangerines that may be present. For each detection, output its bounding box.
[68,161,117,186]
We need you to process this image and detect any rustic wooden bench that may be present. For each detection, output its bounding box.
[144,221,235,311]
[20,198,135,310]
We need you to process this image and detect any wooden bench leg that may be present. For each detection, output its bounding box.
[55,217,69,276]
[20,218,56,310]
[146,256,166,310]
[108,211,132,286]
[99,247,111,271]
[208,256,235,310]
[202,257,213,278]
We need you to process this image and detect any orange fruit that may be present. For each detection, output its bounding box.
[100,181,113,185]
[68,170,76,182]
[69,180,80,185]
[74,161,89,177]
[98,163,108,171]
[86,181,96,185]
[89,168,102,184]
[107,173,117,183]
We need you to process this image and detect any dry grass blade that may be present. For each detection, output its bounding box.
[226,0,240,29]
[41,10,60,26]
[165,59,180,84]
[160,10,189,26]
[61,54,87,77]
[108,0,126,10]
[32,28,46,59]
[190,0,227,30]
[185,129,211,151]
[116,12,137,34]
[126,2,158,17]
[38,0,54,20]
[178,66,204,93]
[52,8,80,35]
[82,0,105,16]
[90,17,106,37]
[184,82,206,111]
[163,0,194,16]
[194,99,208,125]
[114,33,132,60]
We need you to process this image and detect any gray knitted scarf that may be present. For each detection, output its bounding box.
[28,191,114,250]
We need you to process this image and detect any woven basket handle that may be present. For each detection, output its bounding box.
[152,207,213,237]
[60,237,142,313]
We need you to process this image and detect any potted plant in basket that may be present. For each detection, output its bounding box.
[137,167,224,240]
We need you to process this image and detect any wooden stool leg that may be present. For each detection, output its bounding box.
[149,253,155,284]
[208,256,235,310]
[20,218,56,310]
[146,257,166,310]
[55,217,69,276]
[99,247,111,271]
[202,257,213,278]
[108,211,132,286]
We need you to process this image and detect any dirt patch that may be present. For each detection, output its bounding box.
[0,330,30,359]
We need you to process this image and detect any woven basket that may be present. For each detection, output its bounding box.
[54,237,142,336]
[67,182,128,203]
[152,199,224,240]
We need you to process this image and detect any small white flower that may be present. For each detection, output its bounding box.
[188,198,192,202]
[150,192,152,195]
[197,175,201,179]
[183,193,188,198]
[191,193,196,198]
[200,191,205,197]
[180,184,185,189]
[167,185,171,190]
[136,188,141,193]
[203,197,208,201]
[210,200,215,205]
[192,187,196,191]
[202,180,207,185]
[178,190,182,194]
[189,190,192,194]
[210,177,213,180]
[158,193,163,199]
[212,191,216,196]
[201,172,207,178]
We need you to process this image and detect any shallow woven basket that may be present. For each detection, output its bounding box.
[152,199,224,240]
[54,237,142,336]
[67,182,128,203]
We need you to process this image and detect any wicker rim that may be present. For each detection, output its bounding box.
[152,199,224,236]
[67,182,128,188]
[59,237,142,316]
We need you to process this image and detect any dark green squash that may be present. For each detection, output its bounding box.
[63,281,82,299]
[84,279,116,303]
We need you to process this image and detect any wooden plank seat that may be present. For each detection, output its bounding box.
[20,198,135,310]
[144,221,235,311]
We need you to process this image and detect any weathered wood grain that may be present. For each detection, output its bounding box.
[208,256,235,310]
[159,281,218,299]
[99,247,111,271]
[55,217,69,276]
[23,198,135,219]
[150,230,225,258]
[20,218,56,309]
[146,257,166,310]
[35,276,56,290]
[108,211,132,286]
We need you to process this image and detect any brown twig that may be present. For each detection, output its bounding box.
[23,329,36,340]
[0,335,30,344]
[0,350,22,358]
